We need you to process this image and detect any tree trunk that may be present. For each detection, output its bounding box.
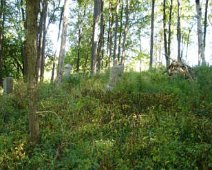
[51,5,63,83]
[195,0,206,65]
[149,0,155,69]
[0,0,5,86]
[108,2,114,68]
[167,0,173,63]
[76,26,81,72]
[97,0,104,72]
[113,0,120,66]
[177,0,181,61]
[118,0,124,63]
[203,0,209,54]
[26,0,40,144]
[121,0,129,65]
[91,0,101,74]
[40,0,48,82]
[56,0,70,84]
[76,7,87,73]
[163,0,169,68]
[20,0,27,81]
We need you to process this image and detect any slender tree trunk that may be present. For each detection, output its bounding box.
[37,1,44,81]
[121,0,129,65]
[56,0,70,84]
[149,0,155,69]
[167,0,173,63]
[195,0,206,65]
[118,0,123,62]
[177,0,181,61]
[113,0,120,65]
[163,0,169,68]
[26,0,40,144]
[107,2,111,58]
[0,0,5,86]
[91,0,101,74]
[76,9,82,73]
[51,5,63,83]
[108,4,114,67]
[97,0,104,72]
[40,0,48,82]
[20,0,27,81]
[203,0,209,55]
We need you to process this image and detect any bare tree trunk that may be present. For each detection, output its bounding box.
[196,0,206,65]
[177,0,181,61]
[149,0,155,69]
[203,0,209,54]
[167,0,173,63]
[56,0,70,84]
[20,0,28,81]
[97,0,104,72]
[0,0,5,86]
[121,0,129,65]
[113,0,120,66]
[91,0,101,74]
[107,2,111,58]
[163,0,169,68]
[108,4,114,68]
[26,0,40,144]
[40,0,48,82]
[51,4,63,83]
[76,9,82,73]
[118,0,123,62]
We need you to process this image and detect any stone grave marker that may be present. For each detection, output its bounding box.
[107,64,124,90]
[64,64,72,79]
[3,77,13,94]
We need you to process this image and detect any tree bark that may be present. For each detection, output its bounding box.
[121,0,129,65]
[91,0,101,74]
[40,0,48,82]
[203,0,209,54]
[107,2,114,68]
[56,0,70,84]
[97,0,104,72]
[0,0,5,86]
[167,0,173,63]
[195,0,206,65]
[118,0,124,63]
[177,0,181,61]
[26,0,40,144]
[149,0,155,69]
[113,0,120,66]
[163,0,169,68]
[51,4,63,83]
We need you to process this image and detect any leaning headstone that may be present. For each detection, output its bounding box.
[107,64,124,90]
[3,77,13,94]
[64,64,72,79]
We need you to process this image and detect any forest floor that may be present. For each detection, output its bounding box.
[0,66,212,169]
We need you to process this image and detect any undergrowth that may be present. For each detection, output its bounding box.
[0,66,212,169]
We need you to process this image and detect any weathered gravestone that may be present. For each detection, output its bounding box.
[64,64,72,79]
[3,77,13,94]
[107,64,124,90]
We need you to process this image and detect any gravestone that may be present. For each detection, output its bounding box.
[107,64,124,90]
[64,64,72,79]
[3,77,13,94]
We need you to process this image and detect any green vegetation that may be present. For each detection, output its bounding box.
[1,66,212,169]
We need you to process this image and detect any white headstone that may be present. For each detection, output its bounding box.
[64,64,72,79]
[3,77,13,94]
[107,64,124,90]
